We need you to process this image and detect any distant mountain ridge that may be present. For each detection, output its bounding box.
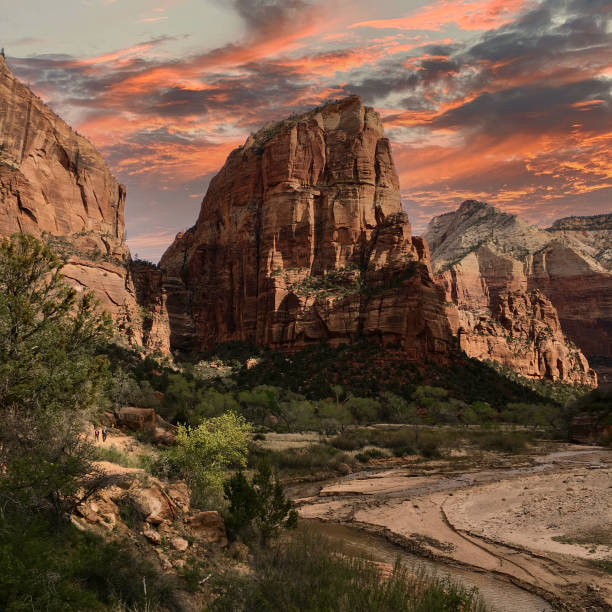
[425,201,611,383]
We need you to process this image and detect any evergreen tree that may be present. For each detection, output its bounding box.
[0,234,112,519]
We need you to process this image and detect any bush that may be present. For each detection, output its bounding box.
[250,444,355,475]
[473,430,533,453]
[0,234,112,518]
[356,448,388,463]
[165,411,251,506]
[0,514,180,611]
[224,460,298,545]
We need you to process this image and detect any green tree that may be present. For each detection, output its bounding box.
[0,234,112,518]
[252,459,298,545]
[223,470,259,539]
[472,401,497,424]
[169,411,251,503]
[317,398,352,432]
[345,396,380,423]
[223,460,297,546]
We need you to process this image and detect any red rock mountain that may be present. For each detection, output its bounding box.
[0,55,168,351]
[160,96,452,357]
[1,55,603,388]
[425,201,604,385]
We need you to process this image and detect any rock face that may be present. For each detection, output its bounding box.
[0,55,169,348]
[426,201,604,385]
[160,96,452,357]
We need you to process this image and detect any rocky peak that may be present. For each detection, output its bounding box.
[546,213,612,271]
[425,200,550,273]
[428,201,609,385]
[549,213,612,232]
[160,96,451,356]
[0,57,168,350]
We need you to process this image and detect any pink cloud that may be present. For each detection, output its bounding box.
[350,0,531,32]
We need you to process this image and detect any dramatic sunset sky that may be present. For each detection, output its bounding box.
[2,0,611,260]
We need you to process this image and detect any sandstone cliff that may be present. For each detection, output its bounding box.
[160,96,452,357]
[0,55,169,351]
[426,201,604,385]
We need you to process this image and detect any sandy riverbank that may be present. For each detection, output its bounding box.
[297,446,612,610]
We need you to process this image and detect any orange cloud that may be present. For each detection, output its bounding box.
[351,0,531,32]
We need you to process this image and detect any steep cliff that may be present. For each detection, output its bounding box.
[426,201,604,385]
[0,55,168,350]
[161,96,452,356]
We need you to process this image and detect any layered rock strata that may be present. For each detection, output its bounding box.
[426,201,603,385]
[0,55,168,348]
[161,96,452,357]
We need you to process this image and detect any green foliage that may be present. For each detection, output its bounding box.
[210,527,488,611]
[249,443,355,476]
[356,448,389,463]
[471,430,534,453]
[224,461,298,546]
[345,396,381,423]
[0,234,112,517]
[0,514,180,611]
[231,340,573,409]
[167,411,251,504]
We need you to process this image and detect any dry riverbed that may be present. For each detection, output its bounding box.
[295,445,612,611]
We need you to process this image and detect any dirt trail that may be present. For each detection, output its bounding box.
[296,446,612,611]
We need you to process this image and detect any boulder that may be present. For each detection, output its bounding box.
[127,485,175,524]
[165,483,190,513]
[187,511,227,546]
[170,536,189,552]
[116,407,157,431]
[143,527,162,545]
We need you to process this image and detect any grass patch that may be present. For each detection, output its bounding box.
[249,443,356,475]
[590,558,612,574]
[95,444,143,468]
[552,527,612,547]
[356,448,389,463]
[470,430,534,453]
[210,526,488,611]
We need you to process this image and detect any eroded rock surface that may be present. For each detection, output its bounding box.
[0,55,169,349]
[161,96,452,357]
[426,201,604,385]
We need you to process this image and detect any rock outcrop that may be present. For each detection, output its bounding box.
[160,96,452,357]
[0,55,169,349]
[426,201,604,385]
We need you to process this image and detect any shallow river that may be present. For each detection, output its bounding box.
[306,520,553,612]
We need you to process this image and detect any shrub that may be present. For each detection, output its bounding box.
[356,448,388,463]
[0,234,112,518]
[0,514,180,611]
[165,411,251,507]
[473,430,533,453]
[224,461,298,545]
[250,444,354,475]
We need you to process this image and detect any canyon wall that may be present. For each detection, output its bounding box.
[426,201,604,385]
[160,96,452,357]
[0,55,168,351]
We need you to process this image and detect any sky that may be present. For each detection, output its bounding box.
[1,0,611,261]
